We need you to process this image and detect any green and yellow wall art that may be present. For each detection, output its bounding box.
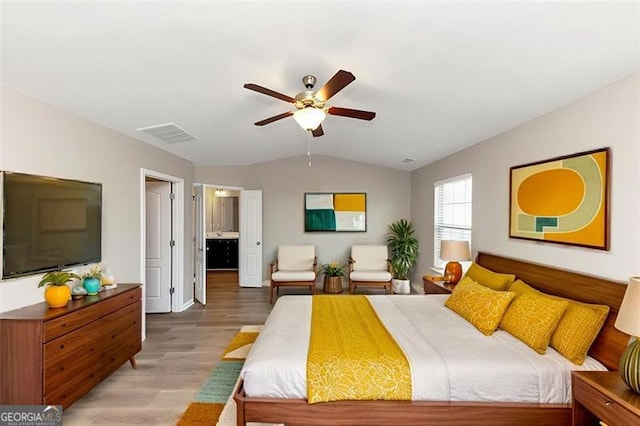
[305,192,366,232]
[509,148,609,250]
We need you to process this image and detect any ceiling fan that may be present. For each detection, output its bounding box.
[243,70,376,137]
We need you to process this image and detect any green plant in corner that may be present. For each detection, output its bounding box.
[386,219,419,280]
[319,261,346,277]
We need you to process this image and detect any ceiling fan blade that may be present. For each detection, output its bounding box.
[311,125,324,137]
[316,70,356,102]
[327,106,376,121]
[254,111,293,126]
[244,83,296,103]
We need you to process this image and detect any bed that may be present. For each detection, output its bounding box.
[233,252,629,425]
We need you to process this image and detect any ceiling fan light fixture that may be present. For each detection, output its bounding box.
[293,107,326,131]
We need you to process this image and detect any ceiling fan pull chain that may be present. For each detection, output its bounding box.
[307,132,312,168]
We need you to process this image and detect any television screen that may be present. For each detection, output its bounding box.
[2,172,102,279]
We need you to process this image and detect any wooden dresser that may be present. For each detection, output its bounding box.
[0,284,142,409]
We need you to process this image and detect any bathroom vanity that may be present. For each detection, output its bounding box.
[206,233,239,270]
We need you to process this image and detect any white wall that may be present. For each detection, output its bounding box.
[0,88,195,312]
[195,155,411,282]
[411,74,640,282]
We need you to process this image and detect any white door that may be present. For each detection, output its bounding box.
[194,184,206,305]
[239,190,262,287]
[145,181,173,313]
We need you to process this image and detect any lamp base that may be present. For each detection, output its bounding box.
[444,261,463,284]
[620,337,640,394]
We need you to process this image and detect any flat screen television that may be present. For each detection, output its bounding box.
[2,172,102,279]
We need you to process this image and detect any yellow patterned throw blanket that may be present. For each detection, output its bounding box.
[307,295,412,404]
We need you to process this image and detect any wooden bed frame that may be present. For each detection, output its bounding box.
[234,252,629,425]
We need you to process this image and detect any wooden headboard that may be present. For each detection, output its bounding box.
[476,252,629,371]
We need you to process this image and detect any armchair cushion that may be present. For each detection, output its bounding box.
[350,245,389,271]
[350,271,393,282]
[277,245,315,271]
[272,271,316,282]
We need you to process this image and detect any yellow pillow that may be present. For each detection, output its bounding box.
[464,263,516,291]
[509,279,609,364]
[499,290,569,354]
[445,277,516,336]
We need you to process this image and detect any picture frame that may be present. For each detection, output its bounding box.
[509,147,610,250]
[304,192,366,232]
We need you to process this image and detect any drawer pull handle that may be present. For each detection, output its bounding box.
[604,401,613,406]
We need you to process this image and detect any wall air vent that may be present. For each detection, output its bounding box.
[136,123,198,143]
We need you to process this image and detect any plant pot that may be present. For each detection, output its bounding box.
[323,276,343,294]
[44,285,71,308]
[392,278,411,295]
[83,277,101,295]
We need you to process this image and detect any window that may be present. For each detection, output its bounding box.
[434,174,472,267]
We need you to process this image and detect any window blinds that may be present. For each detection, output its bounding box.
[433,174,472,267]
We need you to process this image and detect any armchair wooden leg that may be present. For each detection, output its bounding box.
[270,285,275,304]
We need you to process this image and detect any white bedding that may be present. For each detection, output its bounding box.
[240,295,606,403]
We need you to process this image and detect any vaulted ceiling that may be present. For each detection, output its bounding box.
[3,2,638,170]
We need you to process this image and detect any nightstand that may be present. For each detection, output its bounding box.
[422,275,456,294]
[572,371,640,426]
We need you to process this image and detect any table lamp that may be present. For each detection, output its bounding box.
[614,276,640,393]
[440,240,471,284]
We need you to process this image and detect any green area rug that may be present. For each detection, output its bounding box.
[178,325,272,426]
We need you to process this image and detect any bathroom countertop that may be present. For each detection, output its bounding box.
[206,232,239,239]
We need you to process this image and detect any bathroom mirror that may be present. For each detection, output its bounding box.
[206,188,239,232]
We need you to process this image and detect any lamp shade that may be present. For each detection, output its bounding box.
[293,107,326,131]
[440,240,471,262]
[615,276,640,336]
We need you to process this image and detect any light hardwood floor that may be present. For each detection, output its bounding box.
[62,272,273,425]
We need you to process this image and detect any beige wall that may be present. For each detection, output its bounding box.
[195,155,411,282]
[0,88,195,312]
[2,73,636,313]
[411,74,640,282]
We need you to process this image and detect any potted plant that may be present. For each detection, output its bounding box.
[319,261,346,294]
[82,264,104,295]
[386,219,419,294]
[38,270,80,308]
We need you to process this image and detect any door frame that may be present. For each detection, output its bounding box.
[144,180,174,313]
[140,169,185,326]
[194,183,244,288]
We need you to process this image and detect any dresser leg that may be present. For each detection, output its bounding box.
[129,356,137,369]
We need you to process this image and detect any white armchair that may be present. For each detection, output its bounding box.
[270,245,317,303]
[348,245,393,294]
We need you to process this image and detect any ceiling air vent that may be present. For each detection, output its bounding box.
[401,158,414,164]
[136,123,198,143]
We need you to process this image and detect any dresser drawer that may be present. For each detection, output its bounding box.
[101,328,141,379]
[101,301,141,344]
[44,364,102,410]
[44,324,101,394]
[44,303,103,342]
[573,374,640,425]
[100,287,141,317]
